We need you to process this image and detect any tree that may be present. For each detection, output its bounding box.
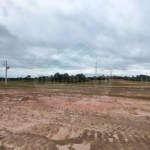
[75,73,86,82]
[26,75,31,78]
[54,72,60,82]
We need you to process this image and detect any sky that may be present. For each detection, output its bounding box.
[0,0,150,77]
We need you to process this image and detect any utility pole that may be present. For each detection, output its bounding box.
[3,61,9,85]
[22,75,23,83]
[94,62,97,86]
[95,62,97,86]
[109,69,112,83]
[95,62,97,80]
[146,73,147,85]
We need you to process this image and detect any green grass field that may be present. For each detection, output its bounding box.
[0,79,149,88]
[0,79,150,88]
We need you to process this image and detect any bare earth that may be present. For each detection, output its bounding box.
[0,88,150,150]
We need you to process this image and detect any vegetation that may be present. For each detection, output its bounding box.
[0,145,5,150]
[0,73,150,91]
[1,72,149,84]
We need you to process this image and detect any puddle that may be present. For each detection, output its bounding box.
[56,143,91,150]
[52,127,70,140]
[52,127,82,140]
[56,144,70,150]
[72,143,91,150]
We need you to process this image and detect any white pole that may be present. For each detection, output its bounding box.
[22,75,23,83]
[109,70,111,83]
[5,61,7,85]
[95,62,97,86]
[95,62,97,81]
[3,61,9,85]
[146,73,147,85]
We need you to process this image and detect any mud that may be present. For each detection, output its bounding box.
[0,88,150,150]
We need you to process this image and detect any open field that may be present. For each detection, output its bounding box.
[0,80,150,150]
[1,79,150,88]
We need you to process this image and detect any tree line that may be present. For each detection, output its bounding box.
[0,73,149,83]
[38,73,87,83]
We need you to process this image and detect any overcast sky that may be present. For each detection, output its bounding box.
[0,0,150,77]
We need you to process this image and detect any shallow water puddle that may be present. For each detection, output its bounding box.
[56,143,91,150]
[52,127,83,140]
[72,143,91,150]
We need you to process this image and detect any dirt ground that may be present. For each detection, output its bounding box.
[0,87,150,150]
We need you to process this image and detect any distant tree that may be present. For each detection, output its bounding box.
[63,73,69,82]
[54,72,60,82]
[38,77,41,82]
[43,76,45,83]
[26,75,31,78]
[75,73,86,82]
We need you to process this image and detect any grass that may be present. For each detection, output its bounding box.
[0,79,150,101]
[0,145,5,150]
[0,81,35,89]
[0,79,150,88]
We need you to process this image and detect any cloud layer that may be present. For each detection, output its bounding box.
[0,0,150,77]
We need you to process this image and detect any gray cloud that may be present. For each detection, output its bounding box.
[0,0,150,77]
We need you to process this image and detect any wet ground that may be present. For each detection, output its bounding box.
[0,88,150,150]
